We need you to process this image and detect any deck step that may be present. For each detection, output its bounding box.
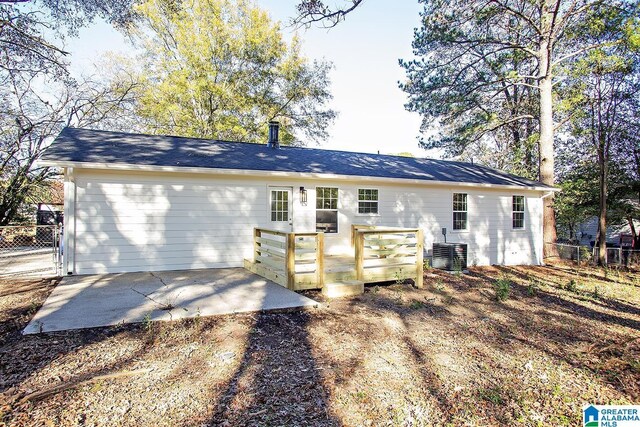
[322,280,364,298]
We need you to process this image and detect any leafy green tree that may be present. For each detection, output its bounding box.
[613,67,640,249]
[559,4,639,264]
[609,124,640,249]
[555,160,599,242]
[401,9,540,178]
[388,152,416,158]
[121,0,336,145]
[399,0,638,256]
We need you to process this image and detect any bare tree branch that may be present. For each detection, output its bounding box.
[292,0,364,28]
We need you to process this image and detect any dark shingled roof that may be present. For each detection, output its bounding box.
[41,127,551,189]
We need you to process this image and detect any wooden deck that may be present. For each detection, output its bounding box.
[244,226,423,297]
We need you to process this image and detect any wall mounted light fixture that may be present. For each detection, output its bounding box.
[300,186,307,205]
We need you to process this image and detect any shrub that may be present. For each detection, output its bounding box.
[566,279,578,293]
[593,286,601,299]
[478,387,504,405]
[143,312,155,340]
[494,276,511,301]
[143,313,152,329]
[409,300,425,310]
[453,258,463,275]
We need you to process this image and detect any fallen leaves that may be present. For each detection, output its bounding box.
[0,263,638,426]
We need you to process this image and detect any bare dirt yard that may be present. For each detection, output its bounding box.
[1,261,638,426]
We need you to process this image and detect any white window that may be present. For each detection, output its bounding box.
[316,187,338,233]
[512,195,525,229]
[453,193,468,230]
[270,189,289,222]
[358,189,379,214]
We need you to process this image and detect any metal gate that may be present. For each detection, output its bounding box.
[0,225,62,278]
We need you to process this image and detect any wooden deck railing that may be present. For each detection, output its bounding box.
[250,228,324,291]
[352,226,424,288]
[248,226,423,291]
[251,228,288,287]
[350,224,378,246]
[291,232,324,290]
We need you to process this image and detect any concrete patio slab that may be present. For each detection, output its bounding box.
[24,268,318,334]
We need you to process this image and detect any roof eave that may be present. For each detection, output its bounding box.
[38,159,560,192]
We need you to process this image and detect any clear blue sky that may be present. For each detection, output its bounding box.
[66,0,430,157]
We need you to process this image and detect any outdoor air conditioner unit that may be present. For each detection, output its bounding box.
[432,243,468,271]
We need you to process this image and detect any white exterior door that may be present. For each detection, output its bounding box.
[269,187,293,232]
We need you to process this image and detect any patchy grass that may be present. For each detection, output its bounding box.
[0,261,638,426]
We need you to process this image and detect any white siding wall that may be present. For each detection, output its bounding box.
[67,168,544,274]
[302,183,544,266]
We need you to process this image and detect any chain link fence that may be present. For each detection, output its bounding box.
[593,247,640,266]
[0,225,62,278]
[545,242,640,267]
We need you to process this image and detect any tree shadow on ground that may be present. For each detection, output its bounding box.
[0,276,169,423]
[0,324,157,426]
[208,310,341,426]
[0,277,115,400]
[498,265,640,318]
[338,287,535,424]
[0,278,58,346]
[428,268,639,397]
[469,267,640,331]
[526,263,640,288]
[0,278,56,299]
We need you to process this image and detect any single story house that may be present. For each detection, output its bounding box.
[40,126,555,276]
[572,216,639,247]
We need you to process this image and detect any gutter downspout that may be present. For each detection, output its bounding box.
[63,167,76,275]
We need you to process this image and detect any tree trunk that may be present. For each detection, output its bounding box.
[627,216,638,249]
[538,19,557,257]
[597,154,607,266]
[594,69,608,267]
[568,223,575,242]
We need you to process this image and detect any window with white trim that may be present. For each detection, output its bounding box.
[512,195,525,229]
[358,189,379,214]
[270,189,289,222]
[453,193,468,230]
[316,187,338,233]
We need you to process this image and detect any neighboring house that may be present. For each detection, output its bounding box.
[575,216,639,247]
[40,126,556,276]
[36,180,64,225]
[36,203,64,226]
